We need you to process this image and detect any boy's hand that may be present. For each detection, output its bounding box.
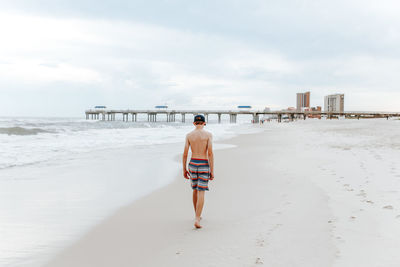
[183,170,190,179]
[210,172,214,180]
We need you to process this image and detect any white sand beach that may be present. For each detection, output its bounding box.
[41,119,400,267]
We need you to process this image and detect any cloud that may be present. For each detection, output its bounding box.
[0,1,399,115]
[0,61,102,84]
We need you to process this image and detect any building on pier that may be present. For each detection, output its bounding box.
[94,106,107,109]
[237,105,252,110]
[155,105,168,109]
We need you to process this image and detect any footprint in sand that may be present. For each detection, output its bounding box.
[267,223,283,235]
[336,236,345,243]
[357,190,367,198]
[343,184,354,191]
[365,200,374,204]
[256,238,265,247]
[383,205,394,210]
[255,257,264,265]
[350,216,356,220]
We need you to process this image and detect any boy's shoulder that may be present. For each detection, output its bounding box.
[186,129,212,137]
[204,129,212,137]
[186,129,195,136]
[201,129,213,139]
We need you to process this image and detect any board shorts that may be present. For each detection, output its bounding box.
[188,158,210,191]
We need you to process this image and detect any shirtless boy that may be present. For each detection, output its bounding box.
[182,115,214,229]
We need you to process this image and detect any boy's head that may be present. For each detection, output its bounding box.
[193,115,206,127]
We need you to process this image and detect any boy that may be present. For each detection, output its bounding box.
[182,115,214,229]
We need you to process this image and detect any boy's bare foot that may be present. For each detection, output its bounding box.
[194,217,202,229]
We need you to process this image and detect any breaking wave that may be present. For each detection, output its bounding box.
[0,126,53,136]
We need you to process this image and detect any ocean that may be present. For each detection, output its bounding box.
[0,116,249,170]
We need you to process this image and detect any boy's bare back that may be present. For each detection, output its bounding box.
[186,129,212,159]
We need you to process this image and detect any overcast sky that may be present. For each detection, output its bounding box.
[1,0,399,116]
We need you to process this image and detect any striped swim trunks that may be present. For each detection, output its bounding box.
[188,158,210,191]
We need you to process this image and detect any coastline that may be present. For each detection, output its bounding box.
[5,119,399,267]
[41,119,400,267]
[42,125,337,267]
[0,122,255,267]
[0,141,182,267]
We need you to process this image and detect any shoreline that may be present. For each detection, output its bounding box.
[0,141,182,267]
[42,126,337,267]
[0,123,258,267]
[41,119,400,267]
[5,119,400,267]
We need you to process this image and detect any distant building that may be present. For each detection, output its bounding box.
[305,106,322,119]
[296,91,310,111]
[313,106,322,112]
[324,94,344,112]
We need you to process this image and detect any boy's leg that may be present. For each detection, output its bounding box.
[194,191,205,228]
[192,189,198,212]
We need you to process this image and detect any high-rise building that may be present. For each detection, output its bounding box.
[296,91,310,111]
[324,94,344,112]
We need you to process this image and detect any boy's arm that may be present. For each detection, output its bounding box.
[207,133,214,180]
[182,135,190,179]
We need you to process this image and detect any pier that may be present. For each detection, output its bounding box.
[85,109,400,123]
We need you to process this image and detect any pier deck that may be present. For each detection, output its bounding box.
[85,109,400,123]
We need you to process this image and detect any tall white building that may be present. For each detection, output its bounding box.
[324,94,344,112]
